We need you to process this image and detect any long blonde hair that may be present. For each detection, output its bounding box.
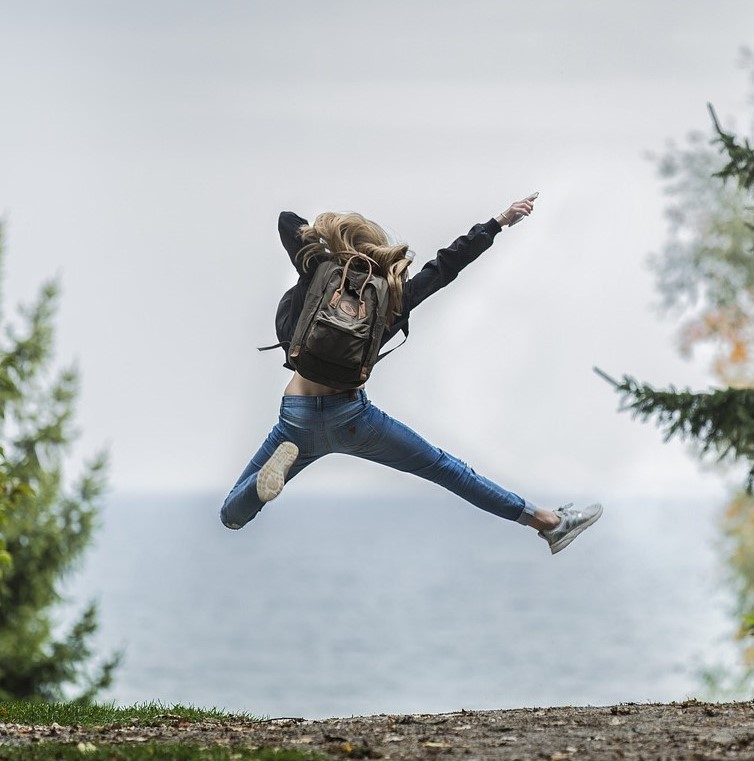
[297,212,412,325]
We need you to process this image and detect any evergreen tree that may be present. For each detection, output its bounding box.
[597,56,754,692]
[0,224,119,701]
[597,60,754,494]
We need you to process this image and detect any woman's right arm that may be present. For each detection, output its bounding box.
[403,196,537,312]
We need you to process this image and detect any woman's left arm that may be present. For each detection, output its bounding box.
[278,211,310,275]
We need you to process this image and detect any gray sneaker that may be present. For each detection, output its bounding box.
[538,502,603,555]
[256,442,299,503]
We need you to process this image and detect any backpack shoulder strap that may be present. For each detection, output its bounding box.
[257,259,340,354]
[375,322,409,363]
[258,341,288,353]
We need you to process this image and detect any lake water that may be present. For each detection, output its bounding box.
[62,486,736,719]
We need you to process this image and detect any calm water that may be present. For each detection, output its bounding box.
[62,486,734,719]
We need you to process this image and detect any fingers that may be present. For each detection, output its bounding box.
[508,200,534,218]
[496,193,539,227]
[518,195,537,211]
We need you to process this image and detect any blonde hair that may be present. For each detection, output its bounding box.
[297,212,412,325]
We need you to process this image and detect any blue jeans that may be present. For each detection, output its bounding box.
[220,389,536,530]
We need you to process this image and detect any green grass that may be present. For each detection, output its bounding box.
[0,744,318,761]
[0,702,321,760]
[0,701,259,727]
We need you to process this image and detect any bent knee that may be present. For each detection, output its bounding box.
[219,503,245,530]
[220,499,263,530]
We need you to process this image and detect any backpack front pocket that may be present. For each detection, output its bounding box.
[305,314,370,368]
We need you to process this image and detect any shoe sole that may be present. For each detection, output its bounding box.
[256,442,299,503]
[550,502,603,555]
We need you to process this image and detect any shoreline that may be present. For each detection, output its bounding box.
[4,699,754,759]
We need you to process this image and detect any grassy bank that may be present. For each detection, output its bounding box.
[0,701,318,761]
[0,700,256,727]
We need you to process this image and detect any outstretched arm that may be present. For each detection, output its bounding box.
[403,194,538,312]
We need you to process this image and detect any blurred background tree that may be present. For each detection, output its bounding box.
[0,452,16,578]
[0,224,119,701]
[598,50,754,695]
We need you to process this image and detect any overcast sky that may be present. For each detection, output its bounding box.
[1,0,752,507]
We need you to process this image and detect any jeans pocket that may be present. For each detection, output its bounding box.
[277,413,316,454]
[330,404,383,453]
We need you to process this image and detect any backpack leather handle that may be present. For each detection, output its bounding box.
[328,254,375,319]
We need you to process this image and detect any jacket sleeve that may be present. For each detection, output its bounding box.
[278,211,310,276]
[403,218,503,311]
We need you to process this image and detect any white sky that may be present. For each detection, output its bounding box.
[1,0,751,505]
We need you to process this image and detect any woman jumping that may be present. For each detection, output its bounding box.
[220,195,602,554]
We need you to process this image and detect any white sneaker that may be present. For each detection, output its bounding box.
[256,442,299,503]
[538,502,603,555]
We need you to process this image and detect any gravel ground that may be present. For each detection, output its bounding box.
[3,700,754,760]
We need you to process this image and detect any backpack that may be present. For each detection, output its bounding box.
[285,254,393,389]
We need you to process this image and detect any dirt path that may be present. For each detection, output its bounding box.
[3,700,754,759]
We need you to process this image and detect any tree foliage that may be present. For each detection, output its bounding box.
[599,58,754,493]
[595,369,754,491]
[648,98,754,385]
[0,224,119,701]
[0,449,20,576]
[710,102,754,192]
[599,56,754,695]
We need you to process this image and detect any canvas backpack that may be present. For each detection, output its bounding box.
[283,253,403,388]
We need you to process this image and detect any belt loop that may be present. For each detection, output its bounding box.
[348,389,357,402]
[316,396,322,411]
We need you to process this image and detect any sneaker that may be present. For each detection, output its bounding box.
[256,442,299,503]
[538,502,603,555]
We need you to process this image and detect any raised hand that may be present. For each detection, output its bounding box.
[496,192,539,227]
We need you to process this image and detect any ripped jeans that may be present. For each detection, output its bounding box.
[220,389,536,530]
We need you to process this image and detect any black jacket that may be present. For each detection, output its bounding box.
[273,210,504,369]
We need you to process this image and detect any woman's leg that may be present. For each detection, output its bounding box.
[333,399,537,525]
[337,397,603,551]
[220,422,319,530]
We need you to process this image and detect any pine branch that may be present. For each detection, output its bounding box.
[594,367,754,491]
[708,103,754,191]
